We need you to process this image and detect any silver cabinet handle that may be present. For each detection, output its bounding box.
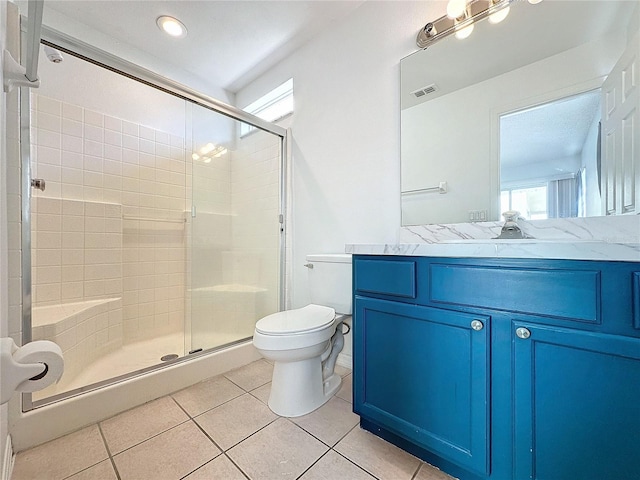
[515,327,531,339]
[471,320,484,331]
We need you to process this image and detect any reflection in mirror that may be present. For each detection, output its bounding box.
[499,90,601,220]
[400,0,639,226]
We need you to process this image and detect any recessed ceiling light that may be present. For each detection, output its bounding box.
[156,16,187,38]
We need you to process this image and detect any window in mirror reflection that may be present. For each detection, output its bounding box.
[501,186,548,220]
[500,89,599,220]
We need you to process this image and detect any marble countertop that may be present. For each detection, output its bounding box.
[345,240,640,262]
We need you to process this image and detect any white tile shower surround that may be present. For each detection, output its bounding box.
[30,93,282,352]
[31,93,189,345]
[11,361,454,480]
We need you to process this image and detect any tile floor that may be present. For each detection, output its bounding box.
[12,360,454,480]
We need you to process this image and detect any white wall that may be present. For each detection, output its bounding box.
[236,1,444,310]
[0,0,9,474]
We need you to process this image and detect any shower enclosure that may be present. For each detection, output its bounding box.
[21,31,286,408]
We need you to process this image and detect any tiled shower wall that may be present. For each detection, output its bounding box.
[31,93,188,343]
[232,129,281,298]
[31,92,282,351]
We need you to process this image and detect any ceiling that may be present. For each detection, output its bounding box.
[39,0,364,93]
[500,89,601,168]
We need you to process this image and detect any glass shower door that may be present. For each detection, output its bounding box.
[188,104,282,352]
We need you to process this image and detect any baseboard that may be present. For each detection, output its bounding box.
[337,352,352,371]
[1,435,13,480]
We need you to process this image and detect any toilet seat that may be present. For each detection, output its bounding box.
[255,304,335,336]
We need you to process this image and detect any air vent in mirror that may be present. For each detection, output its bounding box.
[411,84,438,98]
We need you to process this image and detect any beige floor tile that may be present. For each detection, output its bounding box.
[292,396,359,446]
[100,396,189,454]
[195,393,278,450]
[11,425,109,480]
[250,382,271,405]
[66,460,118,480]
[224,359,273,391]
[335,364,351,377]
[183,454,247,480]
[336,373,353,403]
[299,450,376,480]
[300,450,375,480]
[334,427,421,480]
[414,462,457,480]
[113,421,221,480]
[227,418,328,479]
[172,374,244,417]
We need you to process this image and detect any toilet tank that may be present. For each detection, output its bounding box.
[306,254,352,315]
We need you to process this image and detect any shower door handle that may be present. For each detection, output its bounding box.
[31,178,46,191]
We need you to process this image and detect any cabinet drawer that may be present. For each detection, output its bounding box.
[354,258,416,298]
[430,264,601,323]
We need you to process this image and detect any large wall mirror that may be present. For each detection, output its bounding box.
[400,0,639,226]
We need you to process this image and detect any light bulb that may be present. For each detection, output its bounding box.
[447,0,469,19]
[156,16,187,38]
[528,0,543,4]
[455,21,474,39]
[489,5,510,24]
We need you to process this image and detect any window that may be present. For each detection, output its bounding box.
[240,78,293,136]
[500,185,548,220]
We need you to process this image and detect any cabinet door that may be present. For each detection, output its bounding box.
[354,297,490,476]
[514,323,640,480]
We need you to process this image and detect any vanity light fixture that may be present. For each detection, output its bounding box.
[454,14,475,39]
[417,0,541,48]
[488,0,510,24]
[156,16,188,38]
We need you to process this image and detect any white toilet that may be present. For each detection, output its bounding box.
[253,254,352,417]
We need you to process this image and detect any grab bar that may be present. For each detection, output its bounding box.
[402,181,448,195]
[122,215,186,224]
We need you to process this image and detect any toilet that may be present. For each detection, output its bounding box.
[253,254,352,417]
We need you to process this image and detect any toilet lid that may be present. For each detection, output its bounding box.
[255,304,336,335]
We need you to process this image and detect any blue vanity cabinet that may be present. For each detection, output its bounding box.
[352,255,640,480]
[353,296,490,476]
[513,322,640,480]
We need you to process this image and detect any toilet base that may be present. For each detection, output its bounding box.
[268,356,342,417]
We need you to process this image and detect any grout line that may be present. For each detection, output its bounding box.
[170,388,246,419]
[104,415,192,457]
[222,416,281,452]
[189,416,225,453]
[294,448,332,480]
[246,384,270,405]
[331,447,382,480]
[97,423,122,480]
[223,453,252,480]
[331,420,359,447]
[178,456,216,480]
[410,462,423,480]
